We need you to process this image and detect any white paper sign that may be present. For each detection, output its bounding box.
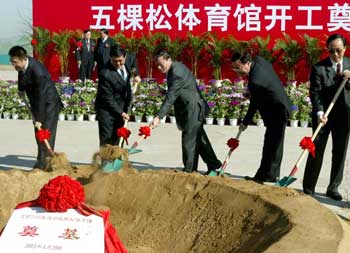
[0,207,104,253]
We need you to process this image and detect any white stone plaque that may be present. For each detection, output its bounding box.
[0,207,104,253]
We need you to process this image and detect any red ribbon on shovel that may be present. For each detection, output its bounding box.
[299,136,315,158]
[214,129,242,176]
[130,126,152,149]
[116,127,131,145]
[36,128,51,143]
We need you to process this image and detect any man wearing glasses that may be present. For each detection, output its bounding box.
[303,33,350,201]
[231,53,292,184]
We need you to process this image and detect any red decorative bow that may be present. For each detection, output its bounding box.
[299,136,315,158]
[14,176,127,253]
[138,126,151,139]
[227,138,239,150]
[31,39,38,46]
[116,127,131,145]
[35,129,51,142]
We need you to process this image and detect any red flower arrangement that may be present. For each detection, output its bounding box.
[299,136,315,158]
[35,128,51,142]
[116,127,131,144]
[37,175,85,212]
[31,39,38,46]
[227,138,239,150]
[138,126,151,139]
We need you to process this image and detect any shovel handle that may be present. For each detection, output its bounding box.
[289,77,349,178]
[219,129,243,172]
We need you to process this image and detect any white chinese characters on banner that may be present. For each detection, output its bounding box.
[0,207,104,253]
[90,3,350,33]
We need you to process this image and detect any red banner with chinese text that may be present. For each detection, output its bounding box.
[33,0,350,81]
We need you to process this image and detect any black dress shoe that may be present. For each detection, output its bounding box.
[326,191,343,201]
[263,176,279,183]
[303,189,314,196]
[244,176,263,184]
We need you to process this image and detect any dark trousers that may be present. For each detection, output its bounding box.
[303,118,350,193]
[182,121,221,172]
[79,58,94,81]
[254,120,287,179]
[34,108,60,169]
[97,110,124,146]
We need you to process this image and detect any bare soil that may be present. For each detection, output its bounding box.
[0,164,349,252]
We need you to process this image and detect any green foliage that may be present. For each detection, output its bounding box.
[140,32,167,78]
[273,33,303,80]
[52,30,72,76]
[113,32,141,54]
[248,35,275,62]
[32,27,51,63]
[185,32,208,77]
[206,33,229,80]
[303,34,324,66]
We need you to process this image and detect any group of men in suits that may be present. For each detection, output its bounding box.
[8,32,350,201]
[75,28,115,82]
[231,33,350,201]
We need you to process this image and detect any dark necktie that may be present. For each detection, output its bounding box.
[86,40,89,52]
[337,63,341,75]
[120,68,125,80]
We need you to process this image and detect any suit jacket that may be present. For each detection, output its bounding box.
[18,57,62,123]
[309,57,350,126]
[157,61,208,130]
[243,56,292,126]
[76,39,96,64]
[95,53,138,117]
[94,37,115,71]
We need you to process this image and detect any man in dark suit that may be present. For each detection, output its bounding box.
[76,29,96,82]
[95,44,140,146]
[94,28,115,75]
[232,52,292,183]
[150,51,222,174]
[303,34,350,201]
[8,46,62,170]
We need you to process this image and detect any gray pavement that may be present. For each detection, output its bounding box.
[0,119,349,219]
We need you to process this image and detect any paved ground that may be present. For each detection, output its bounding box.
[0,68,349,219]
[0,119,349,219]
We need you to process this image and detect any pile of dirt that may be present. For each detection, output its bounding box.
[0,165,349,252]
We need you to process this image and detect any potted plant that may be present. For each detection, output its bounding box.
[303,34,324,66]
[273,33,303,80]
[52,30,72,80]
[31,26,51,63]
[206,33,229,80]
[185,32,207,77]
[140,32,166,78]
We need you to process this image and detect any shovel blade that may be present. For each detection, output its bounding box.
[102,159,124,173]
[275,176,297,187]
[208,170,219,177]
[128,148,142,155]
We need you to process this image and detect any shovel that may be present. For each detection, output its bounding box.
[209,129,242,176]
[102,123,150,172]
[276,77,349,187]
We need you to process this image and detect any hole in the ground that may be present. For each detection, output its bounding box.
[85,170,292,252]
